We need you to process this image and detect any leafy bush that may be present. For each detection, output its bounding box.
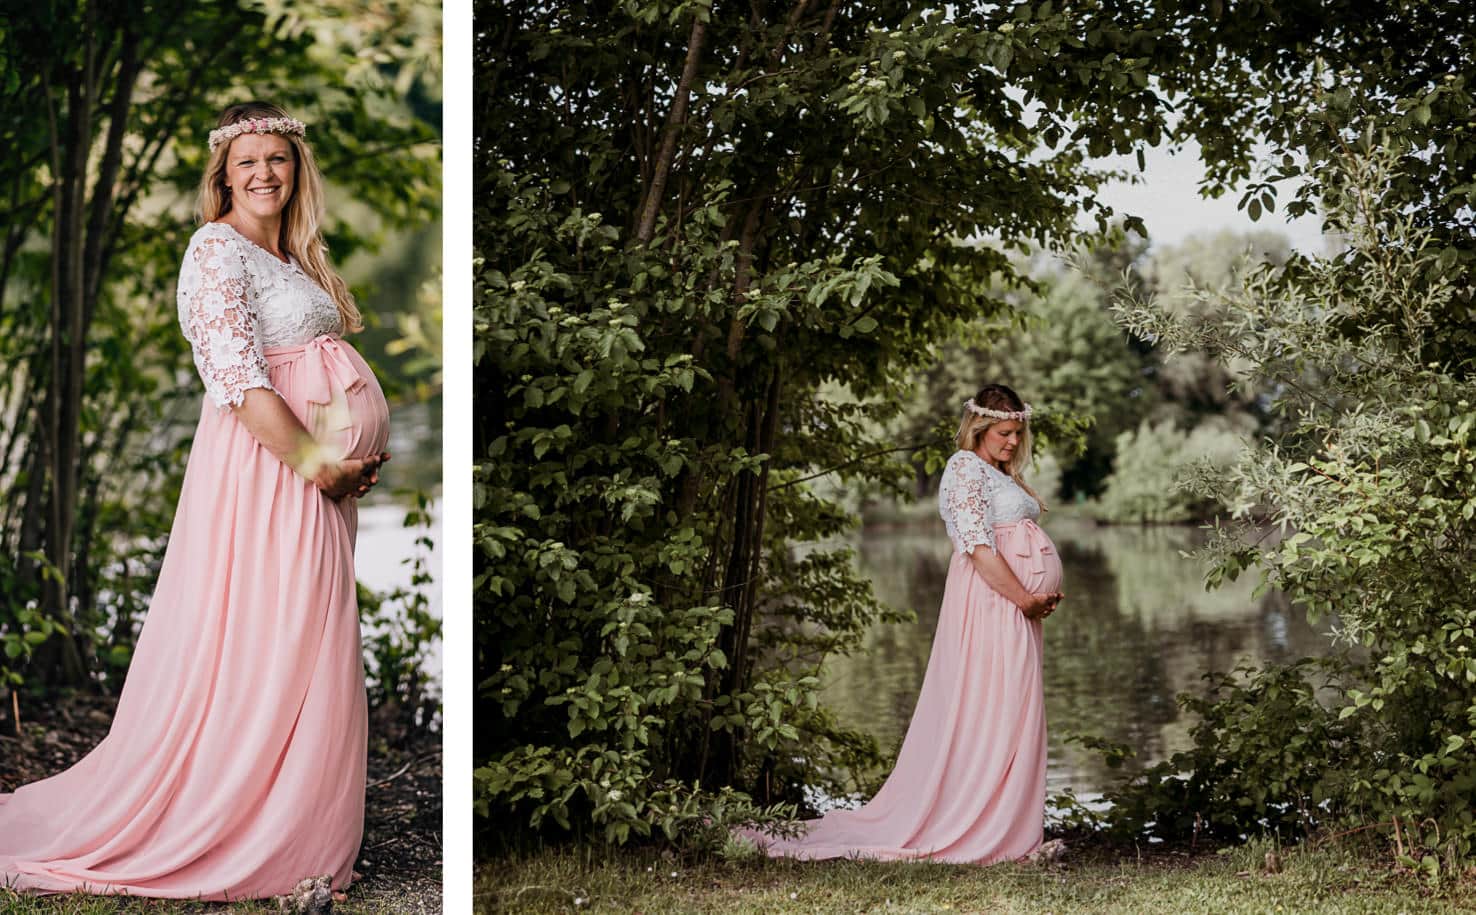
[1098,659,1356,843]
[473,174,903,847]
[358,491,443,738]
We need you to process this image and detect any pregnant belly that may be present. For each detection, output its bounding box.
[994,520,1063,595]
[264,336,391,462]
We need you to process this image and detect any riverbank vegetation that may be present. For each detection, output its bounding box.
[879,228,1289,525]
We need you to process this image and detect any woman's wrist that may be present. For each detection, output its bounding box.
[286,436,335,486]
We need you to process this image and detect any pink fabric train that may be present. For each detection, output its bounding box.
[0,335,388,899]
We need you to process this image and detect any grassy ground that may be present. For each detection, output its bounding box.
[478,840,1476,914]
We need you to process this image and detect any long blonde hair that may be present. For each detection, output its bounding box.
[954,383,1044,507]
[196,101,362,332]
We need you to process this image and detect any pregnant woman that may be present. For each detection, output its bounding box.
[749,383,1063,863]
[0,102,391,899]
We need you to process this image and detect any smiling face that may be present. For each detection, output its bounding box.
[977,419,1024,469]
[223,133,296,222]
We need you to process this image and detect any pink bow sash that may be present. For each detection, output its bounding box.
[300,335,366,407]
[996,519,1055,577]
[263,334,366,432]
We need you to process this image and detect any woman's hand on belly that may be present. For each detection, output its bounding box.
[967,544,1057,618]
[315,451,389,501]
[1024,591,1063,621]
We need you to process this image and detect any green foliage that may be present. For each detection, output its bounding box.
[884,230,1294,512]
[358,491,442,736]
[472,191,875,842]
[1107,140,1476,861]
[1137,231,1292,424]
[475,0,1178,846]
[887,259,1142,502]
[1092,419,1246,523]
[0,575,67,690]
[1099,659,1355,843]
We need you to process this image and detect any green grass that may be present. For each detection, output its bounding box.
[0,895,281,914]
[477,840,1476,914]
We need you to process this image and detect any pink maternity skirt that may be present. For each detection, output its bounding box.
[0,334,389,899]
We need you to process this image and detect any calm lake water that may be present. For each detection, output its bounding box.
[820,514,1330,807]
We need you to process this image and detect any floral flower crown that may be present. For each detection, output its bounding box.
[964,398,1033,422]
[208,116,307,153]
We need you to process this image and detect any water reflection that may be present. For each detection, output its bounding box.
[821,515,1330,799]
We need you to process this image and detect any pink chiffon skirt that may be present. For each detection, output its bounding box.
[0,335,389,899]
[747,519,1060,864]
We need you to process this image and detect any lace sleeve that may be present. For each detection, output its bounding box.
[947,456,997,555]
[178,234,276,408]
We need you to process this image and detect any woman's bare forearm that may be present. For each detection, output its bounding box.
[229,387,325,478]
[966,544,1035,607]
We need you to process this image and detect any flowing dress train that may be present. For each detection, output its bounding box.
[747,451,1060,864]
[0,222,389,899]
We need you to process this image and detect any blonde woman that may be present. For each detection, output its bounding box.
[747,383,1064,863]
[0,102,390,899]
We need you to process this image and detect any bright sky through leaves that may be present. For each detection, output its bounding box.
[1088,138,1328,254]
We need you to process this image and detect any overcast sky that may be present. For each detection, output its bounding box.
[1083,139,1329,255]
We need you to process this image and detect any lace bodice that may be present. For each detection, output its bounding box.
[176,222,343,408]
[938,450,1041,555]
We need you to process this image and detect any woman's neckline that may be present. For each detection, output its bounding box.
[962,448,1009,475]
[211,220,293,267]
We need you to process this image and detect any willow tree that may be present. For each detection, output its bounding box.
[474,0,1188,845]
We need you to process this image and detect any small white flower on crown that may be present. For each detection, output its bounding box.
[964,398,1032,422]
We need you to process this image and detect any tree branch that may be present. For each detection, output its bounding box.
[635,11,707,244]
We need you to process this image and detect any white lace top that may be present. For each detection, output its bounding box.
[176,222,343,408]
[937,450,1041,555]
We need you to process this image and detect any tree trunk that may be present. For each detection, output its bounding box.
[706,355,784,785]
[40,57,91,683]
[733,361,782,698]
